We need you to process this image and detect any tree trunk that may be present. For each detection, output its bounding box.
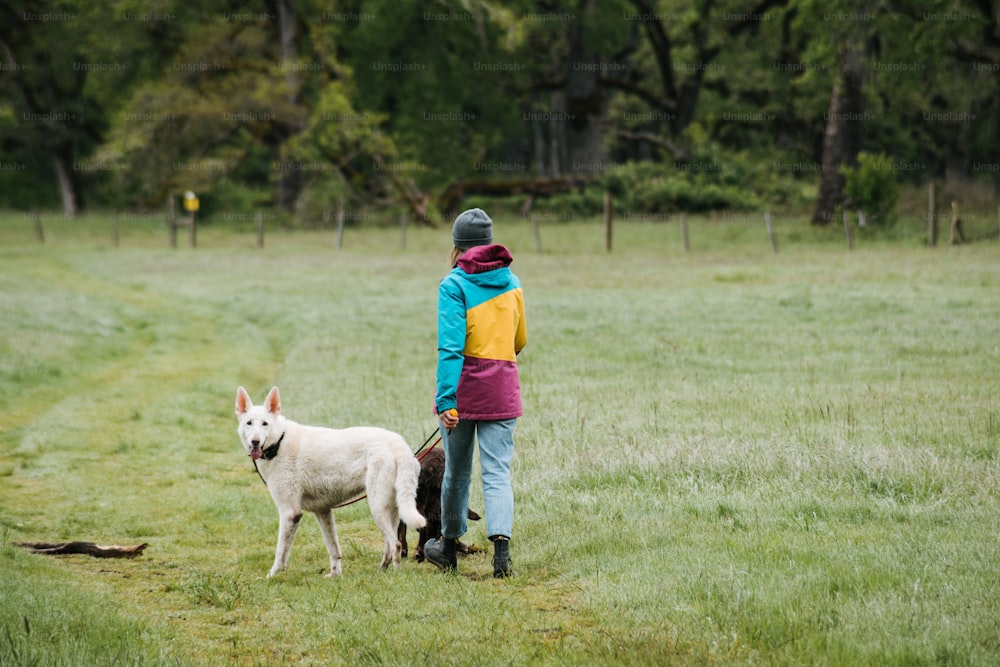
[812,44,867,225]
[52,146,80,217]
[276,0,298,102]
[271,143,302,213]
[272,0,303,213]
[531,98,547,176]
[548,90,564,177]
[995,106,1000,195]
[529,1,608,178]
[945,116,972,184]
[995,86,1000,195]
[564,7,607,172]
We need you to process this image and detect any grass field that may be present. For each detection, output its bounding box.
[1,211,998,666]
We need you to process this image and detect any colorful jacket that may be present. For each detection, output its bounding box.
[435,244,527,420]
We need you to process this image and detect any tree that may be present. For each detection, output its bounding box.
[924,0,1000,192]
[100,20,292,206]
[98,2,359,213]
[521,0,634,176]
[271,0,306,211]
[0,1,119,214]
[840,151,899,225]
[5,0,1000,222]
[804,0,1000,222]
[0,0,225,213]
[597,0,789,161]
[811,32,868,224]
[336,1,533,197]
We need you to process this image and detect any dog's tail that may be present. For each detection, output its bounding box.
[395,451,427,529]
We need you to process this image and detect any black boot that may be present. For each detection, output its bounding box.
[491,536,512,578]
[424,537,457,572]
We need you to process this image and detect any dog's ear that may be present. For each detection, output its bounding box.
[235,386,252,416]
[265,386,281,414]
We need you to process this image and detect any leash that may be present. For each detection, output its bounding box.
[250,427,443,511]
[413,426,442,460]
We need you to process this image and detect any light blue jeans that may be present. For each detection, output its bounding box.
[439,418,515,541]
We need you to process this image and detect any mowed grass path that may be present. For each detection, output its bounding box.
[1,216,998,665]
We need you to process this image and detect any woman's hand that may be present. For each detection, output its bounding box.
[441,408,459,430]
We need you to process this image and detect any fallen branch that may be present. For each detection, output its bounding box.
[372,154,436,226]
[15,541,148,559]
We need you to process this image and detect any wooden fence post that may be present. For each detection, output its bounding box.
[949,200,966,245]
[603,190,613,252]
[256,210,265,248]
[335,197,345,249]
[843,210,854,251]
[532,213,542,253]
[400,210,408,249]
[168,196,178,248]
[33,211,44,243]
[927,182,937,247]
[765,211,778,253]
[681,213,690,252]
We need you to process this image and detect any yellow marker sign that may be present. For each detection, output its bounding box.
[183,191,200,213]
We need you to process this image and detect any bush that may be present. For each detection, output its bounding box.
[604,161,764,214]
[840,152,899,226]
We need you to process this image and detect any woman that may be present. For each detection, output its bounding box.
[424,208,527,578]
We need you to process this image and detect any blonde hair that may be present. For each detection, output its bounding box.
[449,246,463,268]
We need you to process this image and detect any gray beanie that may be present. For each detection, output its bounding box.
[452,208,493,250]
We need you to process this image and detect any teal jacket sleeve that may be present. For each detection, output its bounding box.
[435,274,466,414]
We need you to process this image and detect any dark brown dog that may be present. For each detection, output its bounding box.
[398,448,480,561]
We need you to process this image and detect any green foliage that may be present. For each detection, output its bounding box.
[97,15,306,207]
[336,0,535,189]
[840,151,900,226]
[603,160,764,214]
[196,179,272,225]
[3,0,1000,222]
[535,188,607,218]
[284,79,394,224]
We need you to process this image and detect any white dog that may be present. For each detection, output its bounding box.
[235,386,426,577]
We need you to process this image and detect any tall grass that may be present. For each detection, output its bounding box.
[1,211,998,665]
